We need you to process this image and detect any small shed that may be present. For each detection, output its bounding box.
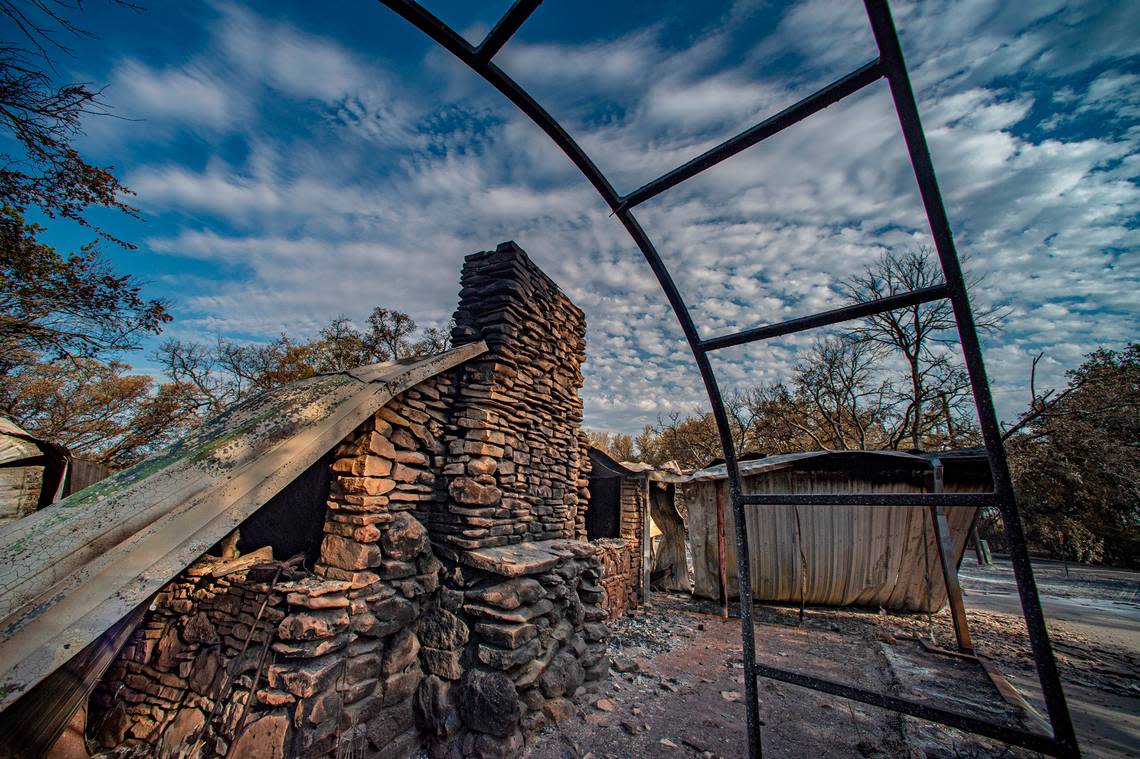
[0,419,67,526]
[685,449,991,613]
[586,448,648,607]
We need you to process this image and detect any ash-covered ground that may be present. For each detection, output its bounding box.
[524,556,1139,759]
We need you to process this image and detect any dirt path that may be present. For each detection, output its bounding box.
[525,595,1033,759]
[522,556,1139,759]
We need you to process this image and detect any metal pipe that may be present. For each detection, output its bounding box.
[620,59,885,209]
[478,0,543,60]
[929,458,974,653]
[755,663,1063,756]
[742,492,990,507]
[862,1,1078,753]
[702,285,948,351]
[715,480,729,619]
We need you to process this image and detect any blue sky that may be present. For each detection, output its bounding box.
[25,0,1140,434]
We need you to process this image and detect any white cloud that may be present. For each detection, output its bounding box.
[109,60,235,129]
[106,0,1139,436]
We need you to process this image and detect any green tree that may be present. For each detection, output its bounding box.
[1002,344,1140,565]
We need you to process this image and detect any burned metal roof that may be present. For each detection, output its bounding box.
[0,342,486,711]
[685,449,988,482]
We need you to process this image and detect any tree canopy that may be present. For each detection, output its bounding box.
[999,343,1140,566]
[0,0,139,243]
[0,207,169,376]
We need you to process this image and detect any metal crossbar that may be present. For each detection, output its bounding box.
[619,58,886,211]
[701,284,949,351]
[374,1,1081,756]
[741,492,992,507]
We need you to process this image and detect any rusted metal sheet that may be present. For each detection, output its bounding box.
[0,343,486,712]
[685,451,985,613]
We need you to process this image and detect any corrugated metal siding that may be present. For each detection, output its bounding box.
[686,463,978,613]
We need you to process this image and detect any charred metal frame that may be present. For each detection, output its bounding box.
[374,1,1080,756]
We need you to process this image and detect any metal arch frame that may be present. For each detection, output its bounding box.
[373,1,1080,756]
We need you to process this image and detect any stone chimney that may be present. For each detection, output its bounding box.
[436,242,589,557]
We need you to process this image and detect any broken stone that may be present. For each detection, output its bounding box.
[381,512,428,561]
[229,712,289,759]
[542,697,575,723]
[414,675,455,737]
[419,607,469,650]
[449,477,503,506]
[465,577,544,610]
[539,651,585,699]
[477,638,541,671]
[271,632,350,659]
[182,612,220,645]
[277,608,350,641]
[610,654,639,673]
[473,621,538,649]
[268,656,340,698]
[338,477,397,497]
[383,628,421,675]
[421,646,464,680]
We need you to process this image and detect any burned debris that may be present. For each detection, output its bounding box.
[0,244,633,759]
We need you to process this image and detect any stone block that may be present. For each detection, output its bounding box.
[456,669,521,738]
[465,578,544,610]
[320,534,382,571]
[229,712,289,759]
[420,646,463,680]
[382,512,428,561]
[382,628,420,675]
[267,656,340,698]
[449,477,503,506]
[472,621,537,650]
[419,607,469,650]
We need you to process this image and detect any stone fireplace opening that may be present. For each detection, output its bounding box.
[232,450,334,566]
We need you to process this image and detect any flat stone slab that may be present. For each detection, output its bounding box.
[437,540,588,577]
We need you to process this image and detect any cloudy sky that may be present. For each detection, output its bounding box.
[38,0,1140,434]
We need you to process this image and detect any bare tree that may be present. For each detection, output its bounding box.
[364,307,418,361]
[791,336,889,450]
[842,247,1004,450]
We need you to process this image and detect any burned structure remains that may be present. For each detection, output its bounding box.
[0,243,638,759]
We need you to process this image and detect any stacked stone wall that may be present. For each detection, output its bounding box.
[438,242,588,555]
[591,538,637,621]
[85,242,613,759]
[417,542,610,758]
[89,558,290,757]
[619,478,644,604]
[89,383,451,759]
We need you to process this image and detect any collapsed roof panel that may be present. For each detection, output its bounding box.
[0,343,486,712]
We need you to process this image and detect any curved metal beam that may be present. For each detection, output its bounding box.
[372,2,1078,757]
[375,1,763,754]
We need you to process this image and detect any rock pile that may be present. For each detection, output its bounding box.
[417,541,610,757]
[90,556,290,757]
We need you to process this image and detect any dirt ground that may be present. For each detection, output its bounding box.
[523,557,1139,759]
